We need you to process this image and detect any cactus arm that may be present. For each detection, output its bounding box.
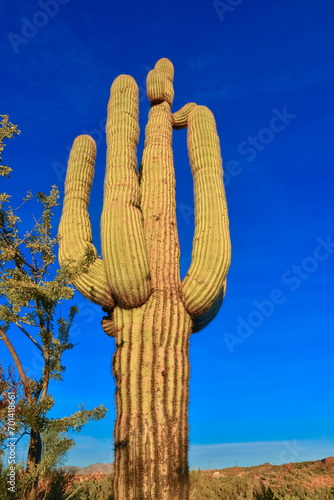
[140,59,181,291]
[181,106,231,326]
[58,135,114,309]
[101,75,151,308]
[172,102,197,129]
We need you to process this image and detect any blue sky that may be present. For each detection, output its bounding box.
[1,0,334,469]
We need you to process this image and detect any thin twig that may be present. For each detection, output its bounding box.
[64,484,84,500]
[9,430,30,448]
[14,215,42,249]
[14,195,32,212]
[190,487,196,499]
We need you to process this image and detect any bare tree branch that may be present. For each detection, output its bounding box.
[0,328,32,404]
[14,321,43,352]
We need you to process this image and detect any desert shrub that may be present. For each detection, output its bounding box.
[39,470,75,500]
[254,483,279,500]
[187,468,334,500]
[0,462,77,500]
[0,462,27,499]
[65,474,114,500]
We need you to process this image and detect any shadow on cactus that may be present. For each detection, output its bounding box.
[58,57,231,500]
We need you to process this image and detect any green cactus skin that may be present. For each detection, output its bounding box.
[58,58,231,500]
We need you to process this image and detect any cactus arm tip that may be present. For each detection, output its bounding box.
[147,58,174,107]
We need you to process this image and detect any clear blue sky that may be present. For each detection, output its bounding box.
[1,0,334,469]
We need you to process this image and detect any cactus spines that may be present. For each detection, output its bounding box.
[58,58,231,499]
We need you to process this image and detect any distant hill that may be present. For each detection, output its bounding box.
[60,462,113,475]
[60,458,334,499]
[62,457,334,476]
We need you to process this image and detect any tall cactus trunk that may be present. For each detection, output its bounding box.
[112,295,191,499]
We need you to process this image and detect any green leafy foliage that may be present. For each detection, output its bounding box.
[0,117,107,497]
[0,115,20,178]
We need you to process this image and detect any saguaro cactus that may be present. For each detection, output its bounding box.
[58,58,231,500]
